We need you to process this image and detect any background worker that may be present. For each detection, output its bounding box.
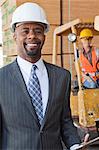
[94,16,99,87]
[79,28,99,88]
[0,2,83,150]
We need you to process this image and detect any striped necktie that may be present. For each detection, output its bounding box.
[27,65,43,124]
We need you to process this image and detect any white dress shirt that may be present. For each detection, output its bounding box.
[17,56,49,116]
[17,56,79,150]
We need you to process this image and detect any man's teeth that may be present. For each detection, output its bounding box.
[27,44,37,47]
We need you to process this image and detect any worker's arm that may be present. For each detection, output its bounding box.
[95,48,99,60]
[95,48,99,70]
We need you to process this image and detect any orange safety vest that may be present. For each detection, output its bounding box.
[80,48,98,82]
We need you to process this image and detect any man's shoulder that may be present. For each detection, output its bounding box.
[44,61,71,76]
[0,60,16,74]
[94,47,99,58]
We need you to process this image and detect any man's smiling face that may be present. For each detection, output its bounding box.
[14,22,45,63]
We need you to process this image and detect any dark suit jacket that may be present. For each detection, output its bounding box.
[0,60,80,150]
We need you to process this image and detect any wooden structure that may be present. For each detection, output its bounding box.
[52,18,99,128]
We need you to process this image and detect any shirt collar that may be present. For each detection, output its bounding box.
[35,58,45,73]
[83,46,92,55]
[17,56,45,75]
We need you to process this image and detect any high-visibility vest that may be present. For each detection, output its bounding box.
[80,48,98,82]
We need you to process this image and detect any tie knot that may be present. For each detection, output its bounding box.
[33,65,37,70]
[30,65,37,75]
[31,65,37,73]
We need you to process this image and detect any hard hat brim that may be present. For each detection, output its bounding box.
[80,36,93,39]
[11,21,50,33]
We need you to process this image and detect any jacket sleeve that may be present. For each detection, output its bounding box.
[61,71,81,149]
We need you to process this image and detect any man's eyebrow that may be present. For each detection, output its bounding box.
[35,27,44,30]
[21,27,29,29]
[21,27,43,30]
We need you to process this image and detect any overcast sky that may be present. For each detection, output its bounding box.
[0,9,2,43]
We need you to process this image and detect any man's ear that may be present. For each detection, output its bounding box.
[13,32,17,41]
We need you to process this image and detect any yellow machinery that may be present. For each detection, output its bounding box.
[52,19,99,132]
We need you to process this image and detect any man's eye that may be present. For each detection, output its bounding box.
[35,30,43,34]
[22,30,29,34]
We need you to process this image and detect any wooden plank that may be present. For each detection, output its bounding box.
[42,25,60,55]
[94,16,99,31]
[63,0,99,23]
[52,19,81,65]
[54,19,81,35]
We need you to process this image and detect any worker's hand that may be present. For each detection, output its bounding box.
[82,73,92,82]
[83,133,89,143]
[79,133,90,150]
[71,134,90,150]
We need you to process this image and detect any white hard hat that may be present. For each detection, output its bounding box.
[11,2,50,33]
[94,16,99,31]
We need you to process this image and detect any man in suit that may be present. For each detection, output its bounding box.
[0,2,81,150]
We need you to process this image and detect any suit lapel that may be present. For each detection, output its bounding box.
[40,61,55,130]
[10,60,40,127]
[10,60,56,129]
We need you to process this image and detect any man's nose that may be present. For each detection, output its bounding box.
[27,30,36,39]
